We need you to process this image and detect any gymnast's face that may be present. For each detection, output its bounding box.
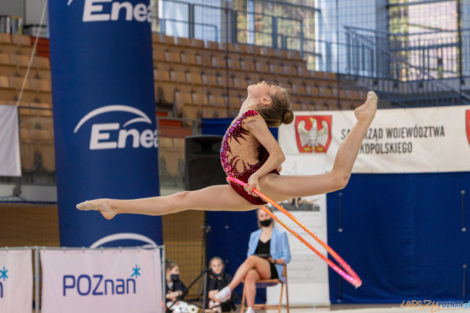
[247,81,282,106]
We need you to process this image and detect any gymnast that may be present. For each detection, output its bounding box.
[77,81,378,217]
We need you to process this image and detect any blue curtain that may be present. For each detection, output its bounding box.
[327,172,470,303]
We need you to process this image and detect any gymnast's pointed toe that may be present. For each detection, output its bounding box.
[76,200,96,211]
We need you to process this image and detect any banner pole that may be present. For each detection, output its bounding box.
[162,245,166,311]
[34,248,40,313]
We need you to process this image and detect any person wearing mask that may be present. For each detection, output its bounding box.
[214,207,291,313]
[165,260,188,313]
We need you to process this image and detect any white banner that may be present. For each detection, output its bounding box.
[279,105,470,173]
[267,155,330,306]
[0,250,32,313]
[0,105,21,176]
[41,248,163,313]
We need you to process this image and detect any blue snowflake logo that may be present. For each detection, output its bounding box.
[0,266,8,281]
[131,265,141,278]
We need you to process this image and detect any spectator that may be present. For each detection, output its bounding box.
[207,257,235,312]
[214,207,291,313]
[165,260,188,312]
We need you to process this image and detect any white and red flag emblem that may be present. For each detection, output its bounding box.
[295,115,332,153]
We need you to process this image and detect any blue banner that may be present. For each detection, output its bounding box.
[48,0,162,246]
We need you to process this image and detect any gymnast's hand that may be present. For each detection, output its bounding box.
[246,174,260,196]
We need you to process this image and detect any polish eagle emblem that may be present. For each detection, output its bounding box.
[295,115,332,153]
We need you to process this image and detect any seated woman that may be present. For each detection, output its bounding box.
[214,207,291,313]
[207,256,236,312]
[165,260,188,313]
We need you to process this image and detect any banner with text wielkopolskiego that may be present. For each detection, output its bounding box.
[48,0,162,246]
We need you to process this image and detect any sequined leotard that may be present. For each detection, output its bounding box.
[220,110,278,205]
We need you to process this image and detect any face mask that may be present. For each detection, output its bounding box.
[260,219,273,227]
[170,274,180,281]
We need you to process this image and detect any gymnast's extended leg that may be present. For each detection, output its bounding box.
[77,185,258,219]
[258,91,378,201]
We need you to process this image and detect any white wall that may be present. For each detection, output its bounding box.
[0,0,48,33]
[25,0,48,25]
[0,1,24,19]
[315,0,386,74]
[0,183,57,202]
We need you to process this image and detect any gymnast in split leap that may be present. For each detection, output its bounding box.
[77,81,378,218]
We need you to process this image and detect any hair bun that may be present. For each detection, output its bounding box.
[282,110,294,124]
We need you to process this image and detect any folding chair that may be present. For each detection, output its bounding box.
[240,265,290,313]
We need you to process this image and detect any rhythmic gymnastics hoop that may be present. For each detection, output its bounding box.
[227,176,362,288]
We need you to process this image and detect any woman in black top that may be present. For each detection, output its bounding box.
[253,234,278,279]
[207,257,236,312]
[165,261,188,313]
[214,207,291,313]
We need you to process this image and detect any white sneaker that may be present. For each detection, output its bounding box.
[246,307,255,313]
[214,286,231,302]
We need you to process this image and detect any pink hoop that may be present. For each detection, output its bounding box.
[227,176,362,288]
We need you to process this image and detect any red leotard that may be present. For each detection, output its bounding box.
[220,110,278,205]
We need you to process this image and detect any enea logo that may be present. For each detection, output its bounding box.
[62,265,141,297]
[295,115,332,153]
[68,0,153,23]
[74,105,158,151]
[0,265,8,299]
[466,109,470,146]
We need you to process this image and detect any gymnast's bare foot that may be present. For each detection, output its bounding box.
[354,91,378,124]
[76,199,117,220]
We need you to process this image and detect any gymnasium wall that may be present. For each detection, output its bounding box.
[0,204,59,246]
